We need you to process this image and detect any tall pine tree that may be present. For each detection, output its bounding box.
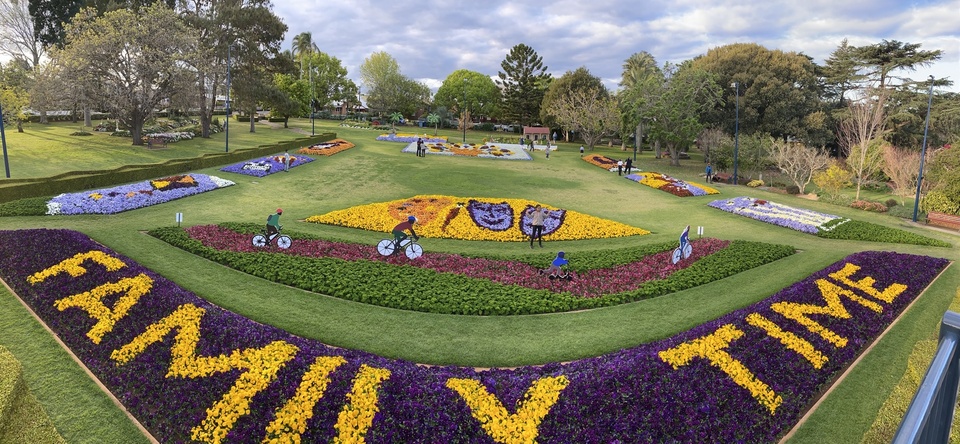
[496,43,550,127]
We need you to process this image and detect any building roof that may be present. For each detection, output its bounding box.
[522,126,550,134]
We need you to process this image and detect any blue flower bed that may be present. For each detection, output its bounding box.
[45,174,234,215]
[219,154,314,177]
[376,134,446,143]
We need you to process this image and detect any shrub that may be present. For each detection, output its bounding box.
[813,163,853,200]
[785,185,801,195]
[746,179,764,187]
[887,204,922,220]
[920,190,960,215]
[850,200,888,212]
[885,198,898,208]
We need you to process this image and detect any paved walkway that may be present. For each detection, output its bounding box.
[259,119,310,135]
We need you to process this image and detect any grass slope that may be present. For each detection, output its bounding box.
[0,119,958,443]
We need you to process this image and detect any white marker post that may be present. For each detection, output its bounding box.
[176,212,183,227]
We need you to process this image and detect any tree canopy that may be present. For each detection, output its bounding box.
[496,43,550,127]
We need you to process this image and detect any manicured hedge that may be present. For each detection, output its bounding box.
[816,219,951,247]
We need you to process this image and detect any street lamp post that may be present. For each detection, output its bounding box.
[732,82,740,185]
[0,101,10,178]
[913,75,936,222]
[225,44,232,153]
[310,65,315,136]
[462,78,468,144]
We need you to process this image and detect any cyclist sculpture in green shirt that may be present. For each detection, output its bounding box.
[266,208,283,241]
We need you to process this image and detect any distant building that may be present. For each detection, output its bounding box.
[522,126,550,141]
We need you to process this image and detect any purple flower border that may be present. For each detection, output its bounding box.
[0,228,947,443]
[219,154,314,177]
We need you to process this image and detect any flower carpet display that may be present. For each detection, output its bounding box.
[625,172,719,197]
[296,139,356,156]
[45,174,235,215]
[402,142,532,160]
[156,224,792,315]
[0,228,948,443]
[709,196,846,234]
[375,133,446,143]
[582,154,634,173]
[219,154,313,177]
[707,196,950,247]
[306,195,648,241]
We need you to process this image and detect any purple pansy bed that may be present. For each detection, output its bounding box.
[219,154,314,177]
[0,228,947,443]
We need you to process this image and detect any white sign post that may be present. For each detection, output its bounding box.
[176,212,183,227]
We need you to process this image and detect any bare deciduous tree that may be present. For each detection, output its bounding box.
[696,127,723,164]
[546,86,621,149]
[838,90,888,200]
[881,144,922,204]
[769,139,831,193]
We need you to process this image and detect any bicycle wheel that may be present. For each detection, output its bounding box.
[404,242,423,259]
[276,235,292,249]
[671,247,682,264]
[252,234,268,248]
[682,243,693,259]
[377,239,396,256]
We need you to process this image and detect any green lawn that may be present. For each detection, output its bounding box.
[0,118,957,443]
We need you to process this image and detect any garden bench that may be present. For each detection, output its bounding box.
[712,172,732,183]
[146,137,167,149]
[927,212,960,231]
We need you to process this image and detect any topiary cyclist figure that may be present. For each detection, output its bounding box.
[391,215,419,251]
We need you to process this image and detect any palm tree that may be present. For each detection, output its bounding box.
[292,32,319,79]
[426,113,440,135]
[389,112,404,130]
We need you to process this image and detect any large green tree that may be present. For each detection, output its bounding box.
[434,69,500,132]
[854,39,942,91]
[618,51,663,152]
[219,0,288,133]
[540,66,605,140]
[54,4,196,144]
[691,43,821,142]
[28,0,83,48]
[496,43,550,127]
[646,63,723,166]
[358,51,428,118]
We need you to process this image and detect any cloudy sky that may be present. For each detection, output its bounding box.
[272,0,959,93]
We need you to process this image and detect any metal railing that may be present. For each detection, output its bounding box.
[893,311,960,443]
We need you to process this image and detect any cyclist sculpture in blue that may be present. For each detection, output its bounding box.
[671,225,693,264]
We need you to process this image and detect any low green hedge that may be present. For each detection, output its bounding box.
[150,224,795,315]
[0,346,66,444]
[0,133,335,204]
[817,219,951,247]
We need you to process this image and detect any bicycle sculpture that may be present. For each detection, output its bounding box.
[671,225,693,264]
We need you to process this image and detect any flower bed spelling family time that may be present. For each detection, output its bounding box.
[45,174,235,215]
[297,139,356,156]
[219,154,313,177]
[0,229,947,443]
[709,197,950,247]
[307,195,648,241]
[153,223,793,315]
[403,142,532,160]
[626,172,719,197]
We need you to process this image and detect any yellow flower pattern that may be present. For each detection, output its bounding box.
[307,195,649,241]
[27,250,127,284]
[333,365,392,444]
[659,324,783,414]
[263,356,348,443]
[54,273,153,344]
[445,375,569,444]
